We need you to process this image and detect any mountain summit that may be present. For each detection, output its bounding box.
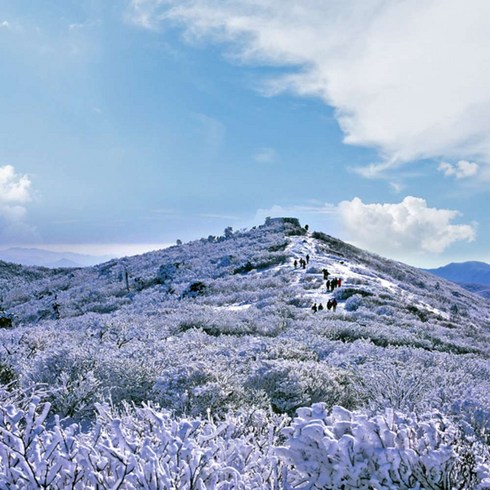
[2,217,489,337]
[0,218,490,487]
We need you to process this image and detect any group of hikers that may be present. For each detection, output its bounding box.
[294,254,310,270]
[326,277,341,291]
[292,254,343,314]
[312,299,337,313]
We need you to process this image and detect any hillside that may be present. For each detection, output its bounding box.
[0,217,490,488]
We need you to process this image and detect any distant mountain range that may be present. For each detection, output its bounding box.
[0,247,112,268]
[425,261,490,299]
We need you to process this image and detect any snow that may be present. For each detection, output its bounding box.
[0,218,489,487]
[213,304,251,311]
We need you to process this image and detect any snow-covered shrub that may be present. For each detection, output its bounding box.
[345,294,363,312]
[351,348,490,415]
[334,287,373,301]
[278,403,490,489]
[376,305,395,316]
[152,363,226,415]
[246,360,353,415]
[156,262,180,284]
[22,346,103,418]
[451,400,490,445]
[0,389,290,489]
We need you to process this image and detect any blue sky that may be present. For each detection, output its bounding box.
[0,0,489,267]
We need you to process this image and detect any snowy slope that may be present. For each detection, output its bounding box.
[1,217,490,487]
[1,217,489,354]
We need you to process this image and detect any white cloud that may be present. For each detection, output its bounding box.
[0,165,35,242]
[129,0,490,176]
[337,196,476,256]
[0,165,31,204]
[438,160,479,179]
[253,147,277,164]
[251,197,475,264]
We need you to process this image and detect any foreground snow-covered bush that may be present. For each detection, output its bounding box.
[0,389,289,489]
[1,388,489,489]
[278,403,490,489]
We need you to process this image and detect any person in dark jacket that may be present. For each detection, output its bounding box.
[311,303,318,313]
[332,298,338,312]
[327,299,332,310]
[318,303,324,311]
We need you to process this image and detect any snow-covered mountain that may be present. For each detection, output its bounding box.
[0,218,489,488]
[427,260,490,284]
[0,247,112,268]
[426,261,490,299]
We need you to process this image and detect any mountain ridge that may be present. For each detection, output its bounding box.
[426,260,490,284]
[1,217,490,486]
[1,217,488,348]
[425,260,490,299]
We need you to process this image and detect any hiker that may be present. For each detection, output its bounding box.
[322,268,330,280]
[332,278,338,289]
[52,302,60,320]
[338,277,342,287]
[305,224,309,231]
[301,258,306,269]
[306,254,310,264]
[332,299,338,312]
[311,303,318,313]
[318,303,324,311]
[294,259,298,268]
[326,279,331,291]
[327,299,332,311]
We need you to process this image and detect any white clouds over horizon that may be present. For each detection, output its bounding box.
[256,196,476,262]
[0,165,35,242]
[337,196,476,256]
[130,0,490,177]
